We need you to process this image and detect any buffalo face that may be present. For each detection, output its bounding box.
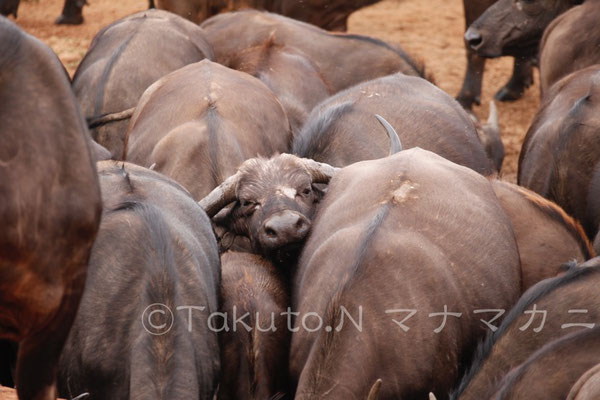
[465,0,577,58]
[201,154,337,265]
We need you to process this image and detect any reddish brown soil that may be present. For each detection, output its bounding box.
[0,386,66,400]
[9,0,540,181]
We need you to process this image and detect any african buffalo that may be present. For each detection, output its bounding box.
[451,258,600,400]
[292,72,498,174]
[123,59,291,200]
[568,364,600,400]
[154,0,379,30]
[290,148,521,399]
[490,327,600,399]
[0,16,102,400]
[226,34,332,134]
[201,10,428,94]
[74,9,213,159]
[465,0,582,58]
[219,252,290,399]
[491,180,593,290]
[58,161,221,400]
[539,0,600,94]
[458,0,535,108]
[518,65,600,239]
[199,115,400,264]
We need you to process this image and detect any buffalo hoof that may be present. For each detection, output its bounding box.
[456,93,481,110]
[494,85,525,102]
[55,14,84,25]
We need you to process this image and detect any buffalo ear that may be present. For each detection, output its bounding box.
[212,203,237,233]
[211,203,253,253]
[312,183,328,201]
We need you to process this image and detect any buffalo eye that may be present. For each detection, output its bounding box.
[240,199,257,212]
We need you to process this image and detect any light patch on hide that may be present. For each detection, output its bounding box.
[392,180,419,203]
[277,186,296,199]
[207,81,223,103]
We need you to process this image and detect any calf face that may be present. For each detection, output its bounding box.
[465,0,580,58]
[201,154,336,265]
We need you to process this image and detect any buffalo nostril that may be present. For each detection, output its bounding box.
[465,27,483,49]
[295,218,307,230]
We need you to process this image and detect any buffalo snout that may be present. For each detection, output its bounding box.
[465,27,484,51]
[260,210,310,250]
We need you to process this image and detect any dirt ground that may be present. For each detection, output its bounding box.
[10,0,540,182]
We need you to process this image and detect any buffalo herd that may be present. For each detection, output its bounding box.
[1,0,599,399]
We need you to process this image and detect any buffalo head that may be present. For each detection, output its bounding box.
[465,0,582,58]
[200,154,338,265]
[200,114,401,266]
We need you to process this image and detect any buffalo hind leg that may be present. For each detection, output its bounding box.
[457,47,486,110]
[0,340,17,387]
[495,57,534,102]
[55,0,86,25]
[14,274,85,400]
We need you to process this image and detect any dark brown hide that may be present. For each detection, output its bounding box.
[491,327,600,399]
[219,252,290,399]
[123,59,291,200]
[293,72,495,175]
[58,161,221,400]
[491,180,593,290]
[200,10,428,94]
[155,0,379,30]
[291,148,521,399]
[539,0,600,95]
[452,258,600,400]
[518,65,600,239]
[0,17,102,400]
[73,9,213,159]
[227,36,332,135]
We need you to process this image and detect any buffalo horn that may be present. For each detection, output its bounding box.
[198,171,242,217]
[375,114,402,155]
[367,379,382,400]
[429,393,438,400]
[484,101,500,138]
